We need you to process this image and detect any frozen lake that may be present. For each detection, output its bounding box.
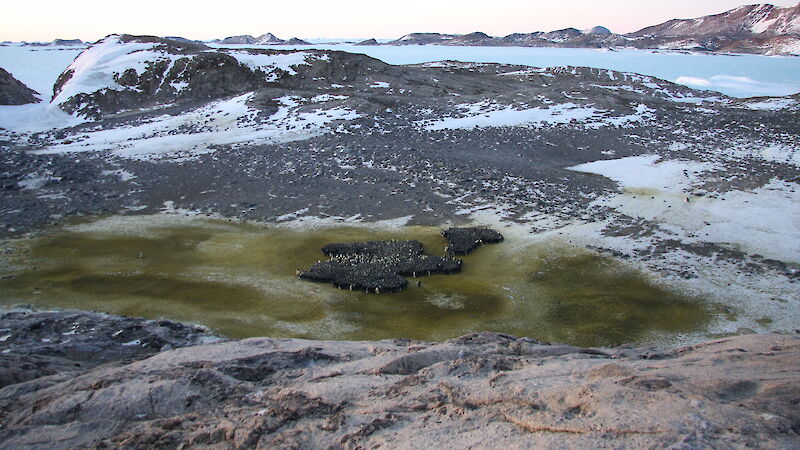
[1,43,799,100]
[218,44,800,98]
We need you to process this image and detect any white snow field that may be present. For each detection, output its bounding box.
[570,155,800,263]
[417,101,656,130]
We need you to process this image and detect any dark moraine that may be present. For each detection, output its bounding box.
[442,228,504,255]
[298,240,462,293]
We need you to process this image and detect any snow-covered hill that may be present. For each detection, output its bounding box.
[631,3,800,37]
[50,34,331,118]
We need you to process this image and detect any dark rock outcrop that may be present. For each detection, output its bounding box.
[0,68,39,105]
[285,37,311,45]
[298,240,462,293]
[355,38,379,46]
[0,308,218,388]
[50,35,274,118]
[442,228,504,255]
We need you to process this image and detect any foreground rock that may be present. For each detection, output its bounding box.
[0,68,39,105]
[0,309,220,388]
[0,309,797,448]
[298,240,462,293]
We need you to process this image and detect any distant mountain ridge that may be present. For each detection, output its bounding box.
[378,2,799,55]
[218,33,310,45]
[203,3,800,55]
[631,3,800,37]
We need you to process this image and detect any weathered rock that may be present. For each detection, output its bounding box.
[0,310,797,449]
[298,240,462,293]
[0,308,220,388]
[442,227,504,255]
[0,68,39,105]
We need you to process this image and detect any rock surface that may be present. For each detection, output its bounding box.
[0,309,220,388]
[0,68,39,105]
[0,309,797,448]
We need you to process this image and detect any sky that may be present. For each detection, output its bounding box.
[3,0,799,42]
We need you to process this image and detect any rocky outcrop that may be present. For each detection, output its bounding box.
[0,309,219,388]
[49,34,341,118]
[0,68,39,105]
[389,32,458,45]
[355,38,379,46]
[0,309,797,448]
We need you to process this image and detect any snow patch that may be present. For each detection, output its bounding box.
[419,101,601,130]
[33,93,360,160]
[569,155,800,262]
[226,50,321,82]
[52,36,166,106]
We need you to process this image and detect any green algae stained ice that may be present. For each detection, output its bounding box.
[0,215,716,347]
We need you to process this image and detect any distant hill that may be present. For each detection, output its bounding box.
[219,35,258,45]
[257,33,284,44]
[355,38,379,46]
[631,3,800,37]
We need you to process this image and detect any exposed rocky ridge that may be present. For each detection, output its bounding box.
[0,309,797,448]
[0,68,39,105]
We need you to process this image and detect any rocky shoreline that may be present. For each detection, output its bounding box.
[0,308,798,448]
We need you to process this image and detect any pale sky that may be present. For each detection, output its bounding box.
[3,0,799,42]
